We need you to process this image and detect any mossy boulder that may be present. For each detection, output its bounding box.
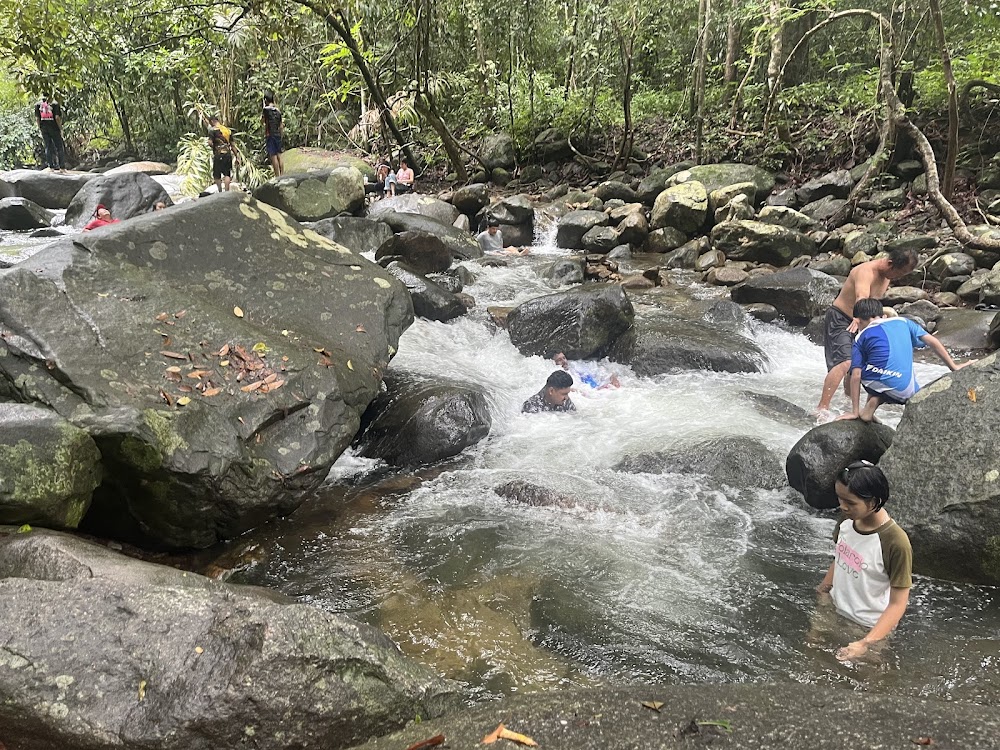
[254,167,364,221]
[280,147,375,180]
[0,404,102,527]
[650,181,708,233]
[0,193,412,549]
[711,220,817,266]
[683,163,776,204]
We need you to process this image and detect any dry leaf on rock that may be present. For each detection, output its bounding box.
[202,388,221,397]
[160,351,187,360]
[482,723,538,747]
[404,735,445,750]
[233,306,244,318]
[641,701,664,712]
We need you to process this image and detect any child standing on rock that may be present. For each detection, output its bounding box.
[816,460,912,661]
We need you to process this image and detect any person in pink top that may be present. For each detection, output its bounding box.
[83,204,120,231]
[395,158,414,194]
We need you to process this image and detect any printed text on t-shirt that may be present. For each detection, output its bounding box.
[836,539,868,578]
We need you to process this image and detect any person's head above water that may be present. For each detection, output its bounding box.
[553,352,569,369]
[853,297,885,331]
[885,246,918,279]
[544,369,573,405]
[835,459,890,515]
[487,217,500,234]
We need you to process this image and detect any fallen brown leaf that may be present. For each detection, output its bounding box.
[202,387,221,397]
[405,735,445,750]
[174,309,187,319]
[165,366,181,374]
[217,344,230,357]
[241,381,264,393]
[187,370,212,379]
[482,723,538,747]
[912,739,935,747]
[178,384,193,393]
[155,312,169,322]
[483,724,505,744]
[641,700,664,712]
[968,388,977,403]
[160,351,187,360]
[233,306,244,318]
[159,389,173,406]
[355,324,367,333]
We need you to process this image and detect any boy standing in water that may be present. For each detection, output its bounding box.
[816,461,911,661]
[262,91,284,177]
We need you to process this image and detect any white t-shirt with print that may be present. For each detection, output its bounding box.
[830,517,912,628]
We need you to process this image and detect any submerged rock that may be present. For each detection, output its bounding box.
[494,479,582,509]
[785,421,895,509]
[507,285,634,359]
[0,196,54,230]
[740,391,814,429]
[65,171,171,227]
[0,193,411,549]
[880,354,1000,584]
[616,436,784,489]
[0,529,459,750]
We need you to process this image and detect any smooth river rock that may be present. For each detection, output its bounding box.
[65,171,172,227]
[730,267,840,325]
[253,167,364,221]
[0,169,96,209]
[616,436,785,489]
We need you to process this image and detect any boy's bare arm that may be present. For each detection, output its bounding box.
[837,586,910,660]
[816,561,835,593]
[921,334,969,372]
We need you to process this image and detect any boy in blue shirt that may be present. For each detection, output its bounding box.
[839,297,969,422]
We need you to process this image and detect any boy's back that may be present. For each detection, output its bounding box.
[852,317,927,402]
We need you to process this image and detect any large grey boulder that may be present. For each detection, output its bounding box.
[65,172,172,227]
[934,308,997,350]
[0,404,102,527]
[607,315,767,375]
[375,231,453,274]
[487,194,535,225]
[683,163,776,204]
[795,169,854,205]
[253,167,364,222]
[309,215,393,254]
[451,183,490,215]
[0,530,459,750]
[711,220,817,266]
[0,169,96,209]
[650,181,708,233]
[636,162,694,204]
[556,210,609,249]
[615,436,784,490]
[756,205,820,234]
[368,193,461,227]
[104,161,173,176]
[368,210,482,260]
[355,371,491,467]
[0,196,54,230]
[785,421,895,509]
[543,258,585,286]
[480,132,516,171]
[928,252,977,281]
[880,354,1000,584]
[507,285,634,359]
[730,267,840,324]
[0,193,412,549]
[385,261,468,322]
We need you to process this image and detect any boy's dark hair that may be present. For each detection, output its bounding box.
[487,218,500,227]
[837,460,890,511]
[545,370,573,389]
[853,297,884,320]
[263,90,275,104]
[209,116,220,124]
[888,246,918,270]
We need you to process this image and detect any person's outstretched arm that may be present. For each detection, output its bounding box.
[920,334,969,372]
[837,586,909,660]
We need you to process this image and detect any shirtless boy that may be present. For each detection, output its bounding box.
[815,247,917,419]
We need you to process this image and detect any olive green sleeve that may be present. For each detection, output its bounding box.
[880,522,913,589]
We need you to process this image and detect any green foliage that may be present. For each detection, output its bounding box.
[0,73,35,168]
[176,131,272,196]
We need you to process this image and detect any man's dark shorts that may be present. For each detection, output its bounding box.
[823,305,854,370]
[212,154,233,179]
[265,134,283,156]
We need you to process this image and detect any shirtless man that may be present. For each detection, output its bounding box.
[816,246,917,420]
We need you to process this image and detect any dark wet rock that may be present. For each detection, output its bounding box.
[0,529,459,750]
[741,391,814,429]
[581,225,619,253]
[65,172,172,228]
[711,220,817,266]
[615,436,784,490]
[643,226,688,253]
[499,222,534,247]
[556,210,609,249]
[615,211,649,246]
[385,261,468,322]
[368,193,461,227]
[0,196,54,230]
[0,169,96,209]
[795,169,854,205]
[480,133,516,171]
[683,163,776,204]
[730,267,840,325]
[766,187,798,207]
[452,183,491,215]
[661,238,703,269]
[594,181,638,203]
[487,194,535,225]
[808,254,851,277]
[543,257,586,286]
[799,195,848,224]
[427,273,463,294]
[368,210,482,260]
[897,299,942,323]
[494,479,580,509]
[355,371,490,467]
[880,354,1000,584]
[0,404,102,527]
[375,231,453,274]
[695,248,725,271]
[860,187,906,212]
[507,285,634,359]
[28,227,71,238]
[785,421,895,510]
[309,215,393,255]
[650,181,708,233]
[703,299,748,328]
[607,315,767,375]
[348,684,1000,750]
[0,193,411,549]
[743,302,779,323]
[253,168,364,222]
[607,244,631,260]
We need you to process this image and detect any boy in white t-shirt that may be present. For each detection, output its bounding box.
[816,460,912,661]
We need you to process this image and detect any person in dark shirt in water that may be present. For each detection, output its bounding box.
[262,90,284,177]
[522,370,576,413]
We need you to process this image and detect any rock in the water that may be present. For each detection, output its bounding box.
[615,436,784,489]
[683,163,776,204]
[741,391,814,429]
[452,183,491,215]
[0,530,458,750]
[507,284,634,358]
[711,220,817,266]
[355,371,490,467]
[253,167,364,222]
[0,169,96,209]
[385,261,468,321]
[480,133,516,171]
[104,161,173,176]
[0,196,54,230]
[375,231,453,274]
[309,215,393,254]
[0,193,411,549]
[368,193,461,227]
[879,354,1000,584]
[608,315,767,375]
[650,181,708,233]
[488,194,535,225]
[581,225,619,253]
[615,211,649,246]
[556,210,609,249]
[785,421,895,509]
[543,257,585,286]
[369,210,482,260]
[644,226,688,253]
[0,404,102,527]
[493,479,581,509]
[65,172,171,227]
[730,267,840,325]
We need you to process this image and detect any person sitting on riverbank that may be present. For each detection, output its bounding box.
[815,247,918,422]
[83,204,120,231]
[522,370,576,413]
[477,218,530,255]
[553,351,620,390]
[379,163,396,198]
[395,158,414,193]
[816,460,911,661]
[836,297,969,423]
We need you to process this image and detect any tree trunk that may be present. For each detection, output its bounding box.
[564,0,581,96]
[722,13,741,105]
[414,95,468,181]
[929,0,959,200]
[766,0,783,92]
[693,0,712,163]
